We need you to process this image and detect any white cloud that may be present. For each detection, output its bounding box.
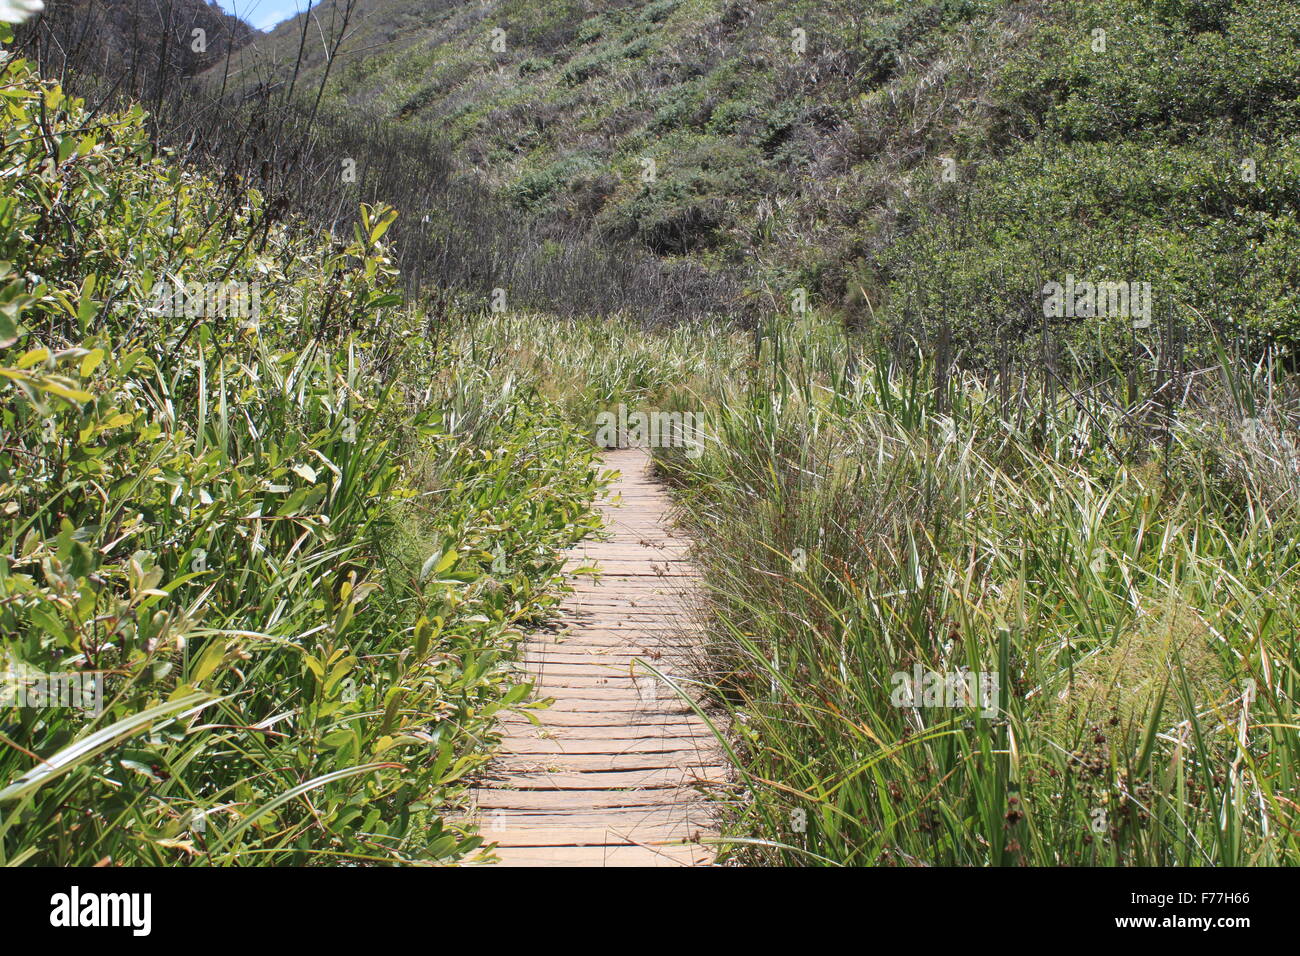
[0,0,44,24]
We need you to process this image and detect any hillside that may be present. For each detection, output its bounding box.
[19,0,260,101]
[224,0,1299,358]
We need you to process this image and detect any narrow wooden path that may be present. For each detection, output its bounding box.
[472,448,723,866]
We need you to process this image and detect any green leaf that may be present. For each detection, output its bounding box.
[79,347,104,379]
[0,309,17,348]
[211,763,398,855]
[0,692,215,803]
[420,548,457,583]
[76,276,98,333]
[16,348,48,370]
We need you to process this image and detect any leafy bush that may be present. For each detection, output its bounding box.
[507,154,603,212]
[0,41,601,865]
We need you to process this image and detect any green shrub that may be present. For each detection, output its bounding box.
[0,41,602,865]
[507,154,603,212]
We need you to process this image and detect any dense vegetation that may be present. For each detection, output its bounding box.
[0,37,602,864]
[486,310,1300,866]
[24,0,258,102]
[4,0,1299,868]
[232,0,1299,361]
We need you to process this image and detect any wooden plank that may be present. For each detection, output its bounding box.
[529,682,685,696]
[499,725,715,742]
[526,671,690,687]
[483,845,713,867]
[524,697,694,713]
[474,788,714,811]
[499,735,716,753]
[520,659,691,672]
[466,810,715,829]
[484,767,727,790]
[464,809,712,827]
[522,653,668,665]
[547,626,690,636]
[530,635,695,648]
[500,710,698,727]
[486,824,701,847]
[497,752,722,773]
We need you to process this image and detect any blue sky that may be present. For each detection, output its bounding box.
[214,0,317,32]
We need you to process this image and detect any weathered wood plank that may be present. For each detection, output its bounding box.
[499,735,716,753]
[499,723,714,740]
[484,845,712,867]
[474,788,712,811]
[499,710,697,727]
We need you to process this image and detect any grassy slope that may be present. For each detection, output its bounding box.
[224,0,991,278]
[228,0,1298,353]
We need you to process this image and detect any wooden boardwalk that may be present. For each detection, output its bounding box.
[471,448,723,866]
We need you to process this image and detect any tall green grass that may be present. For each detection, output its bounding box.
[468,307,1300,867]
[665,319,1300,865]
